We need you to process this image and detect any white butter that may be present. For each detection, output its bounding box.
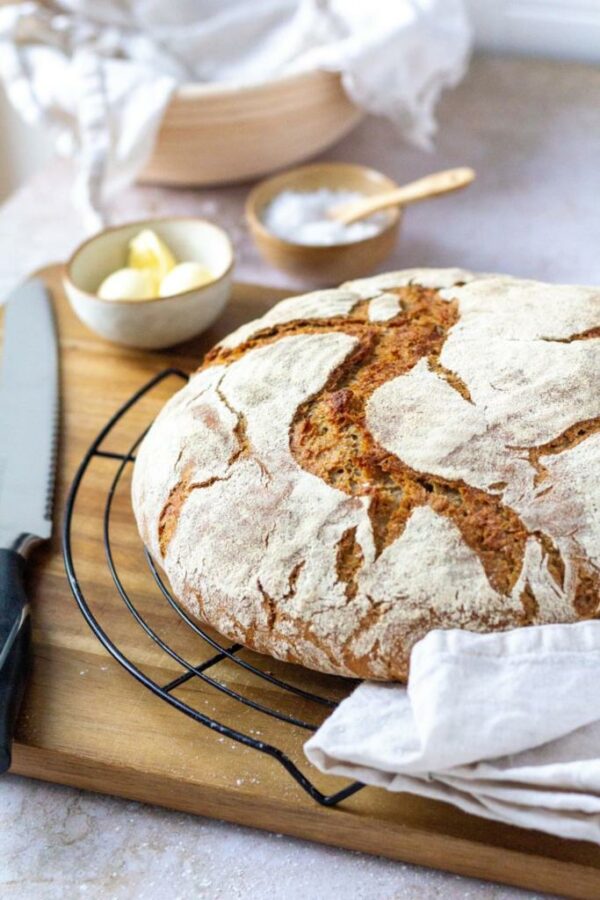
[128,229,176,281]
[97,267,156,301]
[96,229,216,301]
[159,262,214,297]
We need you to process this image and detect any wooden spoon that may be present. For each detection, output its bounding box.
[331,167,476,225]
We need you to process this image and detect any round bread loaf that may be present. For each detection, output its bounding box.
[132,268,600,681]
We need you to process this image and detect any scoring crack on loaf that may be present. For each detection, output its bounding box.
[132,268,600,682]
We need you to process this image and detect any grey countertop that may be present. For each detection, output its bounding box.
[1,53,599,899]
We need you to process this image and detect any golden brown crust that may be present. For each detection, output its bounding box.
[288,287,533,607]
[133,270,600,682]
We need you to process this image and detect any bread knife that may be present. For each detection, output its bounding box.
[0,280,58,772]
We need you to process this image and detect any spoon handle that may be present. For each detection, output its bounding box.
[335,167,476,225]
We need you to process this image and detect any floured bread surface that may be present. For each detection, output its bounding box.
[132,269,600,681]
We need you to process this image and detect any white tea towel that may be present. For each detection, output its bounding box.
[0,0,471,230]
[305,622,600,844]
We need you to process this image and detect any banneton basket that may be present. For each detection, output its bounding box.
[140,70,363,186]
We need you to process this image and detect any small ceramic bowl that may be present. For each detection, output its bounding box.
[64,218,234,349]
[246,162,400,282]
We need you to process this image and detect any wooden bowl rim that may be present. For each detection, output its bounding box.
[172,68,345,103]
[246,162,402,252]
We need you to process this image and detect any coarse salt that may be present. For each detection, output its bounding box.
[261,188,389,246]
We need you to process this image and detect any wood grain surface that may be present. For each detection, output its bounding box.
[2,266,599,899]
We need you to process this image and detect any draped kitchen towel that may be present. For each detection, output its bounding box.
[0,0,471,230]
[305,622,600,844]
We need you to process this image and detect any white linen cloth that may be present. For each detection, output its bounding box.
[0,0,471,230]
[305,622,600,844]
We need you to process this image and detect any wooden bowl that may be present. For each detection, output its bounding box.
[64,218,234,349]
[141,71,362,187]
[246,163,401,282]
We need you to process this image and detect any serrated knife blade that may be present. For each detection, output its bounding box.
[0,278,59,773]
[0,279,58,550]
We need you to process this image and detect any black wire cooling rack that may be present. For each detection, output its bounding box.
[62,368,366,807]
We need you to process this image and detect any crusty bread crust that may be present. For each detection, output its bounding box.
[132,269,600,681]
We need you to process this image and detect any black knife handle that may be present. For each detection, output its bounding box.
[0,549,31,773]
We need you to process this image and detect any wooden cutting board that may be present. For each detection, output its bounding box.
[3,265,600,899]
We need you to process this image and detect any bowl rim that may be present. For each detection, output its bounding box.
[64,216,235,306]
[245,162,401,251]
[172,68,346,102]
